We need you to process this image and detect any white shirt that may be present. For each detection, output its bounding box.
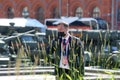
[59,33,70,69]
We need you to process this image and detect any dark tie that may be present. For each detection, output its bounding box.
[63,39,66,45]
[63,39,66,56]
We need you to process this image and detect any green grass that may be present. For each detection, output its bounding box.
[8,31,120,80]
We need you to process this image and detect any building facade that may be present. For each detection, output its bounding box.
[0,0,120,29]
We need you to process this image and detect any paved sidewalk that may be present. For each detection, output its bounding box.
[84,66,120,80]
[0,66,119,80]
[0,75,56,80]
[85,72,120,80]
[85,66,120,75]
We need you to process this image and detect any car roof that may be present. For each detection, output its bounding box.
[78,18,97,21]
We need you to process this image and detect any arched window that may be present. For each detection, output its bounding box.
[51,7,59,18]
[7,7,14,18]
[22,7,29,18]
[117,7,120,21]
[75,7,83,18]
[92,7,100,18]
[35,7,44,23]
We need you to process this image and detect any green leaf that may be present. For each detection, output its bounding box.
[60,74,64,80]
[65,73,72,80]
[78,76,83,80]
[104,71,113,75]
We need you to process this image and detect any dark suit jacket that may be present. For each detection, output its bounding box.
[48,35,84,76]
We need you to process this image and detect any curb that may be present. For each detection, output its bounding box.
[85,66,120,75]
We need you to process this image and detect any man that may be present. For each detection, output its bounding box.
[48,20,84,79]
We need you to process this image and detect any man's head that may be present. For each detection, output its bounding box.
[53,20,69,37]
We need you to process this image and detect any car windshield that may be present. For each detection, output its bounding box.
[21,36,37,43]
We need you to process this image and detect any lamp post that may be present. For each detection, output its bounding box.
[59,0,62,17]
[116,0,118,29]
[9,22,15,27]
[67,0,69,17]
[111,0,114,30]
[9,22,15,34]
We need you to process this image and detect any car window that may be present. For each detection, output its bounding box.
[91,20,97,29]
[81,21,90,26]
[21,36,37,43]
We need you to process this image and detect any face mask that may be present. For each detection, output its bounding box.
[58,32,66,38]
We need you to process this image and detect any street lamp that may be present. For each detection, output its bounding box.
[9,22,15,27]
[67,0,69,17]
[111,0,114,30]
[59,0,62,17]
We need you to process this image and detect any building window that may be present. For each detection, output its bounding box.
[7,7,14,18]
[75,7,83,18]
[22,7,29,18]
[35,7,44,23]
[51,7,59,18]
[117,7,120,21]
[92,7,100,18]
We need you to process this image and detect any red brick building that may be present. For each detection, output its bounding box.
[0,0,120,29]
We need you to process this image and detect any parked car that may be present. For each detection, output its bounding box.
[82,30,120,68]
[0,38,10,67]
[0,29,47,66]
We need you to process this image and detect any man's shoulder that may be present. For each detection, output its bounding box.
[70,35,84,47]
